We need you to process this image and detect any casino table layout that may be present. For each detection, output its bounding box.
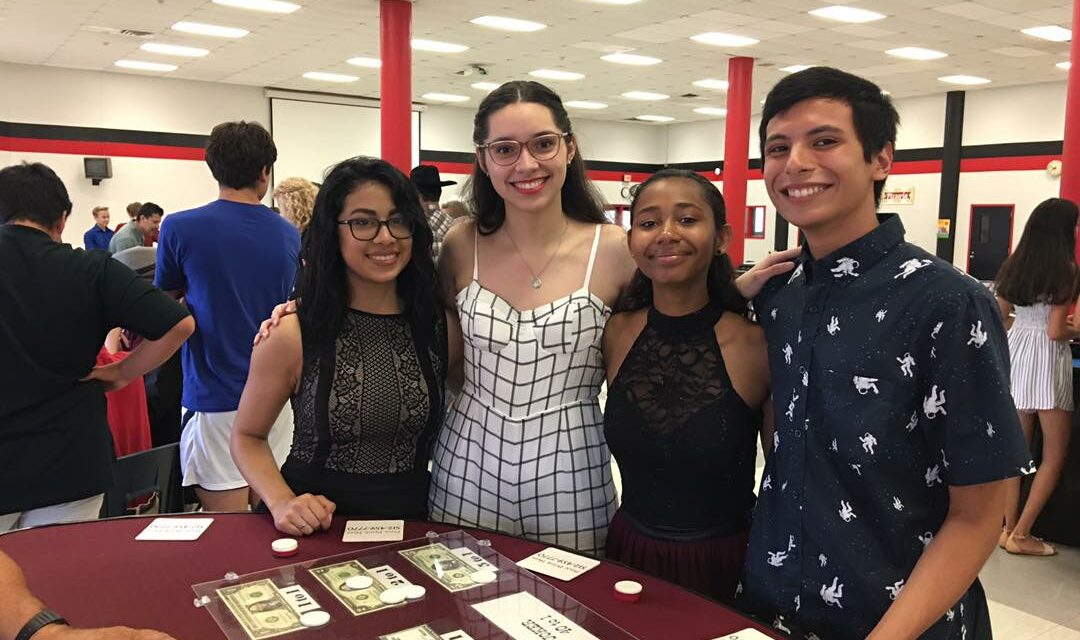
[0,514,782,639]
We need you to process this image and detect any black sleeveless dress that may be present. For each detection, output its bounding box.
[603,302,761,602]
[281,309,446,519]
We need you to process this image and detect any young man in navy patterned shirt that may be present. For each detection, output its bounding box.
[734,67,1031,639]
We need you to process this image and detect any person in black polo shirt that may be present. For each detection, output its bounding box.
[0,162,194,532]
[734,68,1031,639]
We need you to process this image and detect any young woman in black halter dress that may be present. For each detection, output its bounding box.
[602,169,773,602]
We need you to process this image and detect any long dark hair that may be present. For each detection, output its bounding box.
[614,169,746,315]
[463,80,607,234]
[995,197,1080,306]
[296,156,440,355]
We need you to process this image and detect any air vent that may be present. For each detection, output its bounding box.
[680,92,701,98]
[80,25,155,38]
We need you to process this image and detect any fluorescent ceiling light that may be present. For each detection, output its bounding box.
[212,0,300,13]
[691,32,759,47]
[171,22,249,38]
[139,43,209,57]
[886,46,947,60]
[346,57,381,68]
[1021,25,1072,42]
[693,107,728,116]
[808,6,886,23]
[471,82,501,91]
[529,69,585,80]
[115,60,177,72]
[411,39,469,53]
[302,71,358,82]
[422,92,470,102]
[621,90,669,100]
[601,52,662,65]
[1058,61,1072,70]
[469,15,546,32]
[938,75,990,85]
[635,115,674,122]
[780,64,814,73]
[564,100,608,110]
[693,78,729,90]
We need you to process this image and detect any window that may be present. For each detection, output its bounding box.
[747,205,766,239]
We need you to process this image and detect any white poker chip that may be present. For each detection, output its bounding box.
[402,584,426,600]
[615,580,643,595]
[379,587,407,605]
[299,610,330,627]
[271,538,298,557]
[345,575,374,591]
[470,570,497,584]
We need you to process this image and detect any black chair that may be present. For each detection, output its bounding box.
[100,442,183,518]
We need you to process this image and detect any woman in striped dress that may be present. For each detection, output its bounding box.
[994,197,1080,556]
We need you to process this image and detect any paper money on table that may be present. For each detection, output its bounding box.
[399,543,481,592]
[379,624,443,640]
[216,578,304,640]
[309,560,388,616]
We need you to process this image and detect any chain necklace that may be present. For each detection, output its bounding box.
[505,219,568,289]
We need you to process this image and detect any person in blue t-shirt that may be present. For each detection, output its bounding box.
[82,205,113,250]
[156,121,300,512]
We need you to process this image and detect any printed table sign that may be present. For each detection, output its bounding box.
[135,517,213,541]
[516,547,600,581]
[473,592,599,640]
[343,519,405,542]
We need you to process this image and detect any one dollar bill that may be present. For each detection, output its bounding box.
[379,624,443,640]
[309,560,388,616]
[398,543,480,592]
[216,578,303,640]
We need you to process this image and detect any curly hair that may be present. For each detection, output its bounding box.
[273,177,318,232]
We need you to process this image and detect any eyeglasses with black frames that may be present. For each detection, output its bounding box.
[477,132,571,167]
[337,216,414,241]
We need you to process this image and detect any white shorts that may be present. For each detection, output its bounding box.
[180,404,294,491]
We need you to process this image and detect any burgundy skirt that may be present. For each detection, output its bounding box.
[605,509,749,604]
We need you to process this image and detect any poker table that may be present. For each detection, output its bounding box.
[0,514,781,639]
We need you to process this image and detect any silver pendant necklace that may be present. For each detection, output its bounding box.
[505,220,568,289]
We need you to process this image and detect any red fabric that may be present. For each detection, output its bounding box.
[96,348,152,457]
[0,515,781,639]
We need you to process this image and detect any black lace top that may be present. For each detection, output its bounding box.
[604,302,761,538]
[283,308,446,518]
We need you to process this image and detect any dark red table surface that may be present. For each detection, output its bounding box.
[0,514,781,640]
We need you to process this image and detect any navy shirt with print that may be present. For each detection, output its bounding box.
[738,217,1032,640]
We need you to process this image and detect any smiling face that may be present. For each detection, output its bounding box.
[762,98,892,244]
[628,177,728,289]
[477,101,575,217]
[337,181,413,287]
[93,208,110,228]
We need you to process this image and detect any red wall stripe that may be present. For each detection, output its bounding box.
[0,136,205,161]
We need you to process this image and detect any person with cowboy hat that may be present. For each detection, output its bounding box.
[410,165,456,262]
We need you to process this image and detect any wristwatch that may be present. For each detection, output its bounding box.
[15,608,68,640]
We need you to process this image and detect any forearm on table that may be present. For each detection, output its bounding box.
[0,551,48,640]
[867,484,1002,639]
[116,317,194,380]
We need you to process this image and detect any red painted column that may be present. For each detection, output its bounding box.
[380,0,412,173]
[723,57,754,267]
[1064,0,1080,257]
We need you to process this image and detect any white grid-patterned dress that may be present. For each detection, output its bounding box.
[429,225,617,555]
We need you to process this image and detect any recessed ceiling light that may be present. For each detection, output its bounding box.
[411,39,469,53]
[302,71,358,82]
[471,81,501,91]
[886,46,947,60]
[565,100,608,109]
[693,78,729,90]
[115,60,178,72]
[346,57,381,68]
[601,52,662,65]
[422,92,470,102]
[693,107,728,117]
[808,6,886,23]
[622,90,669,100]
[938,75,990,85]
[139,43,209,57]
[690,32,759,47]
[635,115,674,123]
[212,0,300,13]
[1021,25,1072,42]
[1058,61,1072,70]
[780,65,814,73]
[529,69,585,80]
[469,16,546,32]
[171,22,249,38]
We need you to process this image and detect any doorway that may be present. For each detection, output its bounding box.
[966,204,1014,281]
